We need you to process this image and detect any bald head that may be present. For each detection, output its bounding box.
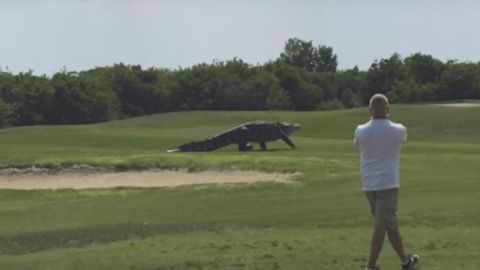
[369,94,389,119]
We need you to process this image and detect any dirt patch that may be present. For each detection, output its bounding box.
[433,103,480,108]
[0,167,299,190]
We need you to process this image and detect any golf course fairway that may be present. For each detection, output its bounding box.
[0,104,478,269]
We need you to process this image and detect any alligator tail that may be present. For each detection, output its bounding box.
[167,134,233,152]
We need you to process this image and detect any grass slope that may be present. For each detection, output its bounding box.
[0,104,479,269]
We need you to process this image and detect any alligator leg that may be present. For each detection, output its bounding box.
[259,142,267,151]
[238,142,253,151]
[236,126,253,151]
[278,131,296,148]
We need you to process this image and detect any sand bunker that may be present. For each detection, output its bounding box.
[0,167,298,190]
[433,103,480,108]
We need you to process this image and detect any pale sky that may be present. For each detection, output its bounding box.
[1,0,480,75]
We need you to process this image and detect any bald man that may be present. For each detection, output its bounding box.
[354,94,419,270]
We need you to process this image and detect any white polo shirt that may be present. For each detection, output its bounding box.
[354,119,407,191]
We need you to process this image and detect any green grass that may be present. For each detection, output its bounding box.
[0,104,479,269]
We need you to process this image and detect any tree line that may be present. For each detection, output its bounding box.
[1,37,480,127]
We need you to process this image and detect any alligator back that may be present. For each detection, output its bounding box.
[167,128,239,152]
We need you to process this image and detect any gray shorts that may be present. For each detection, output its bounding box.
[365,188,398,225]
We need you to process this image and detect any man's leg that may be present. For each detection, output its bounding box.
[389,222,420,270]
[381,188,409,263]
[386,222,408,263]
[365,191,385,268]
[367,222,386,268]
[366,188,418,269]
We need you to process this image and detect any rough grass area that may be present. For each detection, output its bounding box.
[0,104,479,269]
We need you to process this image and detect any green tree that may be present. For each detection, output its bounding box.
[404,53,444,84]
[335,67,365,107]
[109,64,170,116]
[315,45,338,72]
[364,53,407,101]
[0,72,19,126]
[174,64,222,110]
[224,69,288,110]
[0,98,15,128]
[388,79,435,102]
[215,59,255,109]
[280,38,337,72]
[274,62,323,110]
[51,72,119,124]
[435,63,480,100]
[13,72,55,125]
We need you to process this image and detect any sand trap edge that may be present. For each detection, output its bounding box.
[0,167,301,190]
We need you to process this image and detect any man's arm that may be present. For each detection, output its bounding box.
[399,125,407,144]
[354,126,361,148]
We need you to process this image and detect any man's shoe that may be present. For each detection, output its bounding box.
[401,254,419,270]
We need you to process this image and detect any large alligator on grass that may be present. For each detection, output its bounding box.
[167,121,300,152]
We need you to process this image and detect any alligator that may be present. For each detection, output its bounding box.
[167,121,300,152]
